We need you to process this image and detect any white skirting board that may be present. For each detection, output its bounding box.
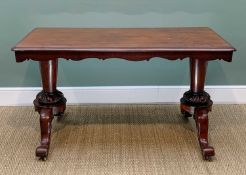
[0,86,246,106]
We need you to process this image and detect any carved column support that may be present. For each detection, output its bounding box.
[34,59,66,160]
[181,58,212,115]
[180,58,214,160]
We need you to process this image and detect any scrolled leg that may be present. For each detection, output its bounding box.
[36,108,53,160]
[194,108,215,160]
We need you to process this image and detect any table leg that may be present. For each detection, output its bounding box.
[180,58,215,160]
[34,59,66,160]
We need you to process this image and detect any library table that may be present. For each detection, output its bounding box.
[12,27,235,160]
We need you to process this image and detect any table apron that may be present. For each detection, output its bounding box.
[15,51,233,62]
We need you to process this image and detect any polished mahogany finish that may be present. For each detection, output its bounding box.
[12,27,235,160]
[13,28,233,51]
[13,28,234,62]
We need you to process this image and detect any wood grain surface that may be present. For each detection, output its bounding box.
[12,28,235,52]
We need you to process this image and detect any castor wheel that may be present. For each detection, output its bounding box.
[36,145,49,160]
[202,146,215,161]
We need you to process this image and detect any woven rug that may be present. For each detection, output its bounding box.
[0,104,246,175]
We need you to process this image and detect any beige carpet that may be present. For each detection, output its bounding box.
[0,104,246,175]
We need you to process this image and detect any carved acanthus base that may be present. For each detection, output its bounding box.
[34,90,67,116]
[36,90,64,104]
[181,90,211,107]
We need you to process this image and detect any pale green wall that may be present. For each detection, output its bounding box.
[0,0,245,87]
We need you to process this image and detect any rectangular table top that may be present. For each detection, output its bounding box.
[12,27,235,52]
